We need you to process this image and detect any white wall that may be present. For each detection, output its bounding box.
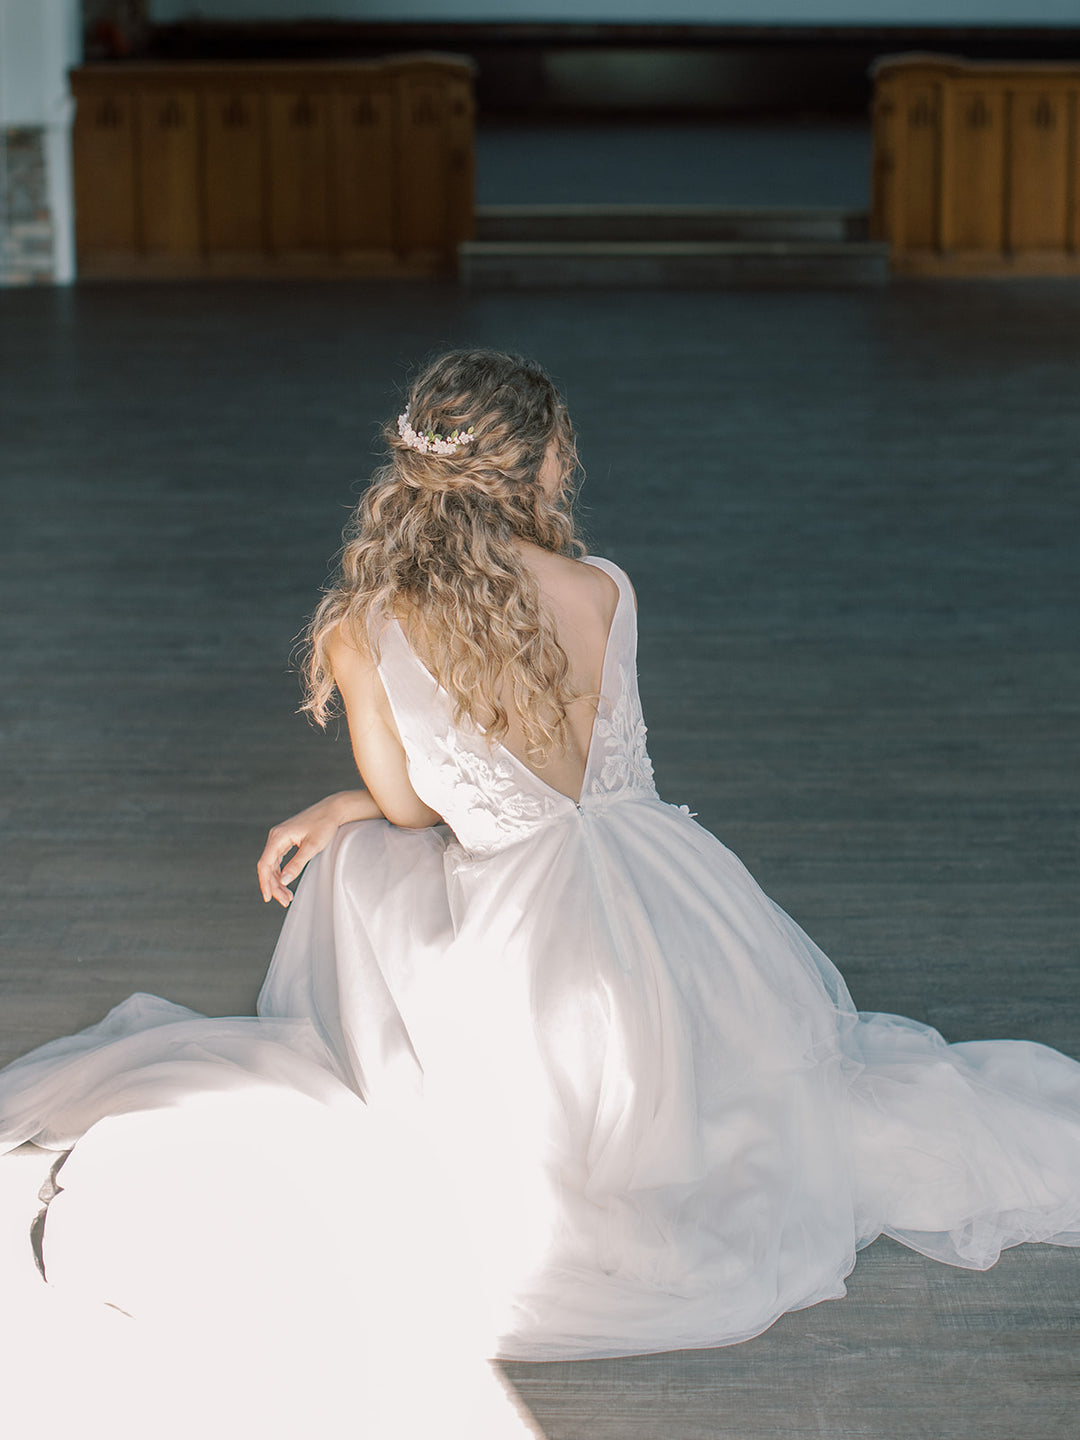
[0,0,81,282]
[0,0,80,127]
[148,0,1080,24]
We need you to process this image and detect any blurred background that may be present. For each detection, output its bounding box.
[4,0,1080,285]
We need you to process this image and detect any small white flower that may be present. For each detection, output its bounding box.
[397,408,475,457]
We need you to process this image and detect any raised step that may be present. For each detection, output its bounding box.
[474,204,870,244]
[459,237,890,289]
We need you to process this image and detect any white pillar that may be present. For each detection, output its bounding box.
[0,0,81,285]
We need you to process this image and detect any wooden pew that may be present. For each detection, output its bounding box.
[70,56,475,279]
[871,53,1080,276]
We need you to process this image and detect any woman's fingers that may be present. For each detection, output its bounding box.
[280,821,337,885]
[256,818,337,907]
[257,859,292,906]
[256,824,301,906]
[279,842,313,888]
[256,830,285,897]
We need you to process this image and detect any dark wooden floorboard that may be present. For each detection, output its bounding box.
[1,278,1078,1436]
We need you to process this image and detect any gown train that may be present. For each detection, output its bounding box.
[2,556,1079,1424]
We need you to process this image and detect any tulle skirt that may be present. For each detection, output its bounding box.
[3,801,1079,1382]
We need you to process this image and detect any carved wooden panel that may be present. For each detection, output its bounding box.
[203,91,266,256]
[947,86,1005,253]
[1007,88,1070,252]
[138,90,200,256]
[334,84,395,256]
[395,79,449,255]
[73,90,137,255]
[899,84,940,251]
[268,90,331,255]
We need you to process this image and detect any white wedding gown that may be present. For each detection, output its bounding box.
[2,556,1080,1429]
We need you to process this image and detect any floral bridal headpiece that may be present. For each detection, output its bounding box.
[397,408,475,458]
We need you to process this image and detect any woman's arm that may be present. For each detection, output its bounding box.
[325,624,442,831]
[257,789,382,907]
[256,624,441,908]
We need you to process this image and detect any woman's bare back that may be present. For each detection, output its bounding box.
[499,543,621,801]
[395,542,621,806]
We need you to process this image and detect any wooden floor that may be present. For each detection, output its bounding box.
[1,278,1079,1438]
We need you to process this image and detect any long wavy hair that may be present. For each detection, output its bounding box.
[303,349,586,761]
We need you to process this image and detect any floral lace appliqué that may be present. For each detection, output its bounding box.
[416,727,566,858]
[588,664,657,800]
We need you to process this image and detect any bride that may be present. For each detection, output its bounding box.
[2,349,1080,1430]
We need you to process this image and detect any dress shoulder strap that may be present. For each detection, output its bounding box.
[581,555,637,673]
[582,553,633,598]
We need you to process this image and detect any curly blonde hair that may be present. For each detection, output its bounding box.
[303,350,587,761]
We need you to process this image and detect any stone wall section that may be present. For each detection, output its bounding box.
[0,127,56,285]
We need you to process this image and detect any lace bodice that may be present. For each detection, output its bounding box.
[375,557,658,857]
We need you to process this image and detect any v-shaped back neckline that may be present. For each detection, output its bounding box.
[384,555,626,809]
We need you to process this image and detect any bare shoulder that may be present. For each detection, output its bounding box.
[517,543,621,624]
[325,618,378,689]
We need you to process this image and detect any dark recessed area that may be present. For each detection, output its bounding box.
[123,22,1080,117]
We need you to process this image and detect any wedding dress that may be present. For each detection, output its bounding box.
[3,555,1080,1413]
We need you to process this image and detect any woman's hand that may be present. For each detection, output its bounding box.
[256,790,382,907]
